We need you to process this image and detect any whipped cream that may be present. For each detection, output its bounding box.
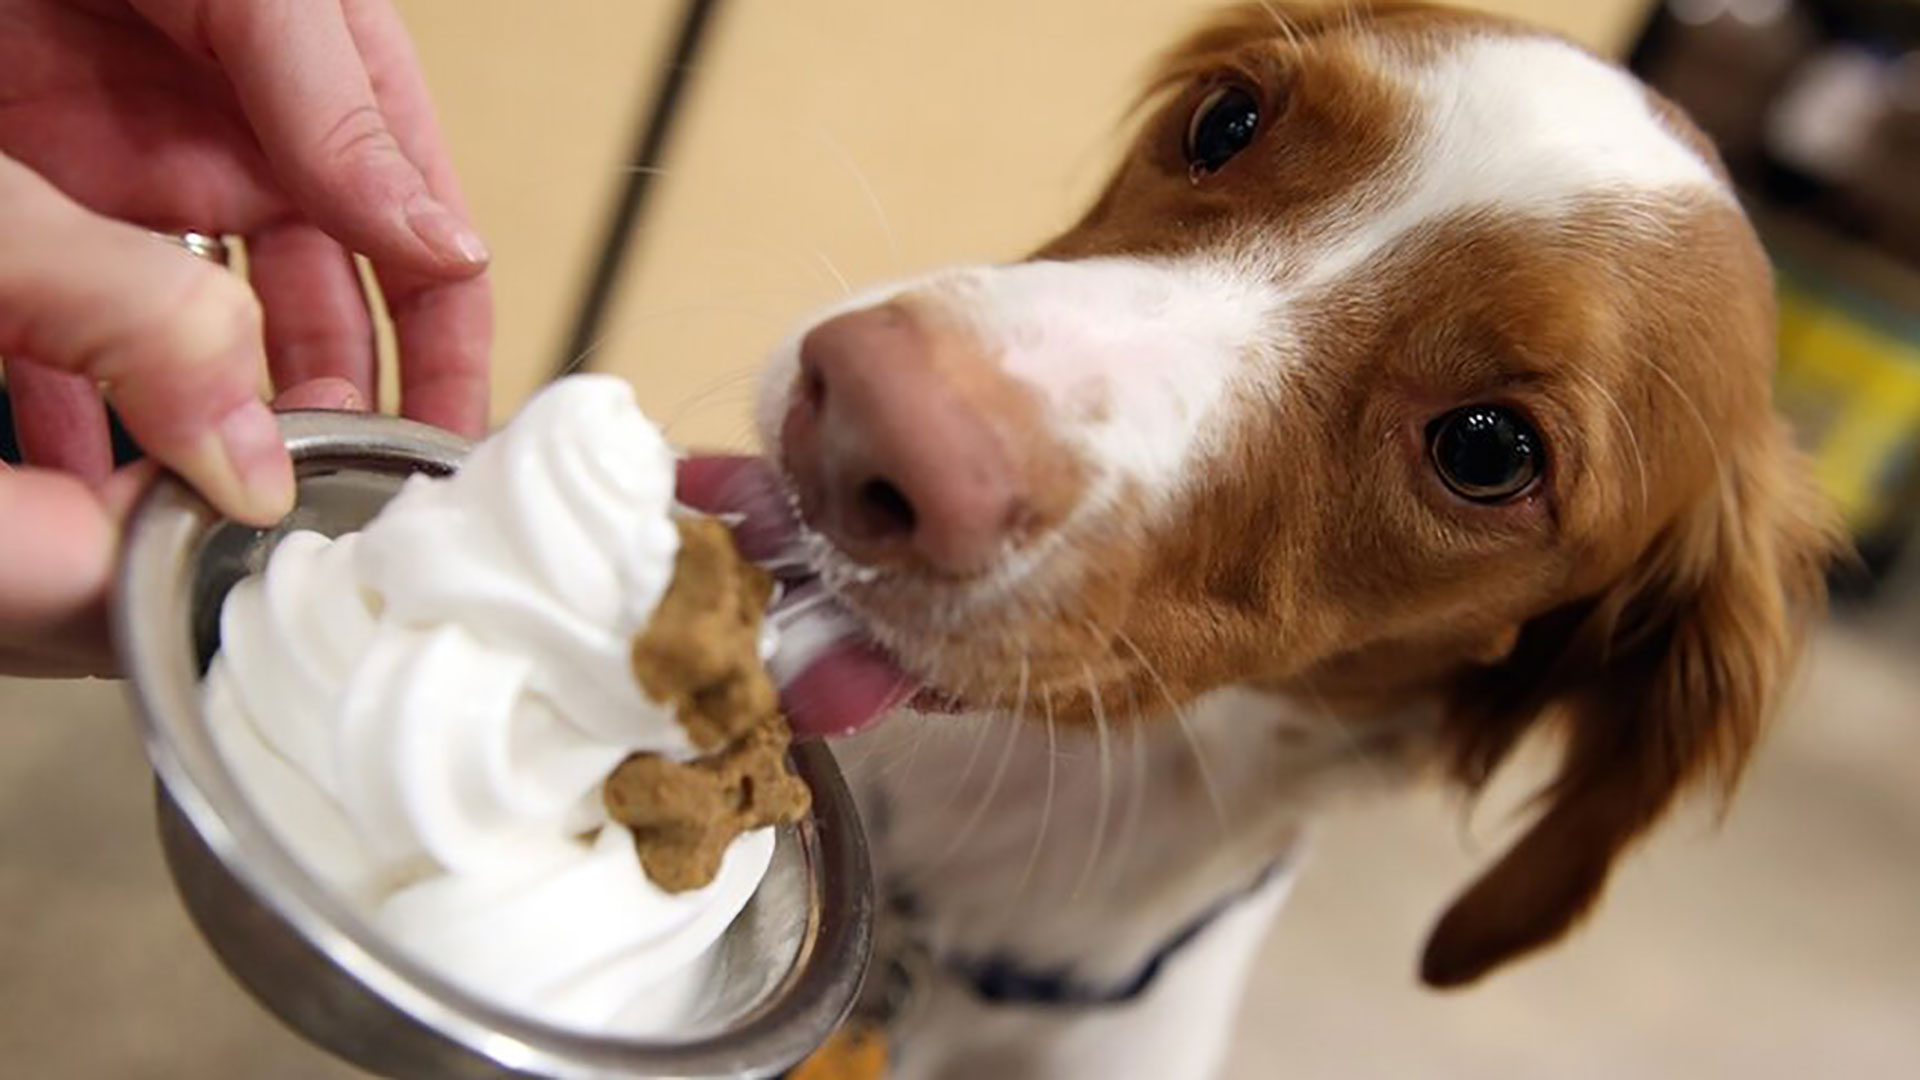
[203,375,775,1034]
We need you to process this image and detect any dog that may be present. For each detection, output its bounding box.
[693,4,1842,1077]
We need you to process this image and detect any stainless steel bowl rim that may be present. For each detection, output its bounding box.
[113,410,871,1080]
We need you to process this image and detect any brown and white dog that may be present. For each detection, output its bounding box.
[686,4,1843,1077]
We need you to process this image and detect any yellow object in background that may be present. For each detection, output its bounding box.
[788,1023,888,1080]
[1775,274,1920,538]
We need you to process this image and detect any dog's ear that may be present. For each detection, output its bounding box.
[1420,423,1841,988]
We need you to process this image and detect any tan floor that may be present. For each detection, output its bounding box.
[3,619,1917,1077]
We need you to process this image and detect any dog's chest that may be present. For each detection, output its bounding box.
[836,687,1425,986]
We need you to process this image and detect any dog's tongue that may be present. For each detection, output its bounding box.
[676,455,917,738]
[777,637,917,737]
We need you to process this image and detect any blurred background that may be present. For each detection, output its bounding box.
[2,0,1917,1076]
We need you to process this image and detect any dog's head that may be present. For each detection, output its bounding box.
[758,2,1841,986]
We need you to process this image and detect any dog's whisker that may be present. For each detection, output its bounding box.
[853,730,922,780]
[607,301,800,345]
[871,662,953,784]
[808,248,855,298]
[926,658,1029,874]
[1071,663,1114,902]
[836,725,890,779]
[659,368,763,433]
[891,716,936,787]
[555,333,612,379]
[662,387,761,432]
[717,420,762,456]
[1256,0,1306,52]
[1254,578,1397,787]
[1011,682,1058,905]
[1116,628,1229,831]
[899,655,989,786]
[856,666,966,788]
[1293,674,1396,786]
[931,704,1005,820]
[1647,356,1725,479]
[1104,701,1151,893]
[804,124,905,277]
[1080,622,1154,891]
[1570,366,1650,517]
[611,147,867,296]
[841,663,947,784]
[1170,699,1229,829]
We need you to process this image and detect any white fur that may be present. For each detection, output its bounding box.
[1275,35,1728,298]
[843,689,1417,981]
[756,258,1273,523]
[922,259,1272,508]
[768,26,1728,1079]
[839,692,1419,1080]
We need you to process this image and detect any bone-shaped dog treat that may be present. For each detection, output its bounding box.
[608,517,812,891]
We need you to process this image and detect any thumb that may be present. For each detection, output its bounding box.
[0,461,156,678]
[0,153,292,525]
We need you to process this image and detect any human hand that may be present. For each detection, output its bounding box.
[1,0,493,676]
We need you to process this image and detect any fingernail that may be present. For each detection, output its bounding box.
[406,197,490,267]
[204,401,293,525]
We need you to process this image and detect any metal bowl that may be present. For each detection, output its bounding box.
[113,410,871,1080]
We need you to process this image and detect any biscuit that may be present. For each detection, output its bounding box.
[607,517,812,891]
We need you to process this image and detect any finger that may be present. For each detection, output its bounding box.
[0,465,119,677]
[343,0,494,438]
[3,357,113,485]
[340,0,479,228]
[247,222,377,404]
[377,267,492,438]
[127,0,489,276]
[273,377,365,412]
[0,153,291,525]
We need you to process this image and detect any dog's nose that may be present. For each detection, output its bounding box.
[779,302,1025,577]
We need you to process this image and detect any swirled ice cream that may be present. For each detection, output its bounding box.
[202,375,808,1035]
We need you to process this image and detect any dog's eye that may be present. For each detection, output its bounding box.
[1428,406,1543,503]
[1185,86,1260,176]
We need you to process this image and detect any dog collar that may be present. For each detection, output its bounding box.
[779,860,1287,1079]
[944,856,1293,1009]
